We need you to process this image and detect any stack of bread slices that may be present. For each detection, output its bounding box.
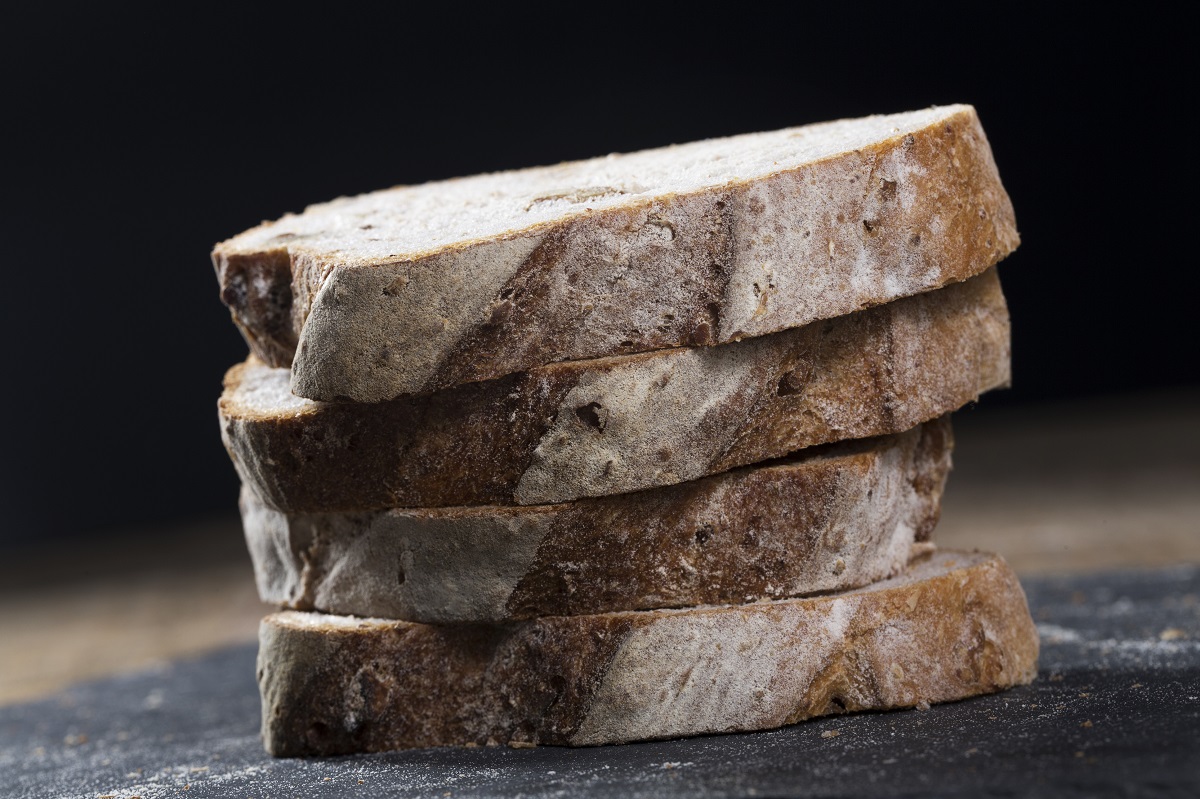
[213,104,1038,757]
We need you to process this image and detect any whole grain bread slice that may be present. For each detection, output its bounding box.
[242,418,950,623]
[222,269,1008,512]
[258,549,1037,755]
[214,104,1017,402]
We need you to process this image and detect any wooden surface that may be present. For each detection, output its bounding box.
[1,389,1196,707]
[938,389,1200,572]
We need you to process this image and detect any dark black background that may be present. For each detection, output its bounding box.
[1,5,1190,544]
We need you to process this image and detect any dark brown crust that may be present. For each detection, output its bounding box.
[712,269,1002,473]
[430,191,741,388]
[257,551,1038,755]
[224,366,573,511]
[221,271,1007,512]
[259,616,635,756]
[506,421,950,617]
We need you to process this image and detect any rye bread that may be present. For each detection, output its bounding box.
[213,105,1018,402]
[257,550,1037,755]
[221,269,1008,512]
[242,418,951,623]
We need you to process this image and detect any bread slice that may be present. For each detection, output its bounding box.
[214,105,1017,402]
[222,268,1008,512]
[258,550,1037,755]
[242,418,950,623]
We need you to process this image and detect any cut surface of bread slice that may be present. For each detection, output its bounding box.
[213,104,1018,401]
[257,550,1038,755]
[242,418,951,623]
[222,269,1008,512]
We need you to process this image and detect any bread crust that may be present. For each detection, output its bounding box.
[220,269,1009,511]
[241,419,951,622]
[257,550,1038,755]
[213,105,1018,402]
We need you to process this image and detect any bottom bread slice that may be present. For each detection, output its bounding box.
[258,550,1037,755]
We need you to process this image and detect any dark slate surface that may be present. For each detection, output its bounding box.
[3,566,1198,799]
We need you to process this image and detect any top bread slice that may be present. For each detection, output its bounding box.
[214,104,1018,402]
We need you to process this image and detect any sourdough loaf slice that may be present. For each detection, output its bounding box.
[242,418,950,623]
[222,268,1008,512]
[214,104,1017,402]
[258,550,1037,755]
